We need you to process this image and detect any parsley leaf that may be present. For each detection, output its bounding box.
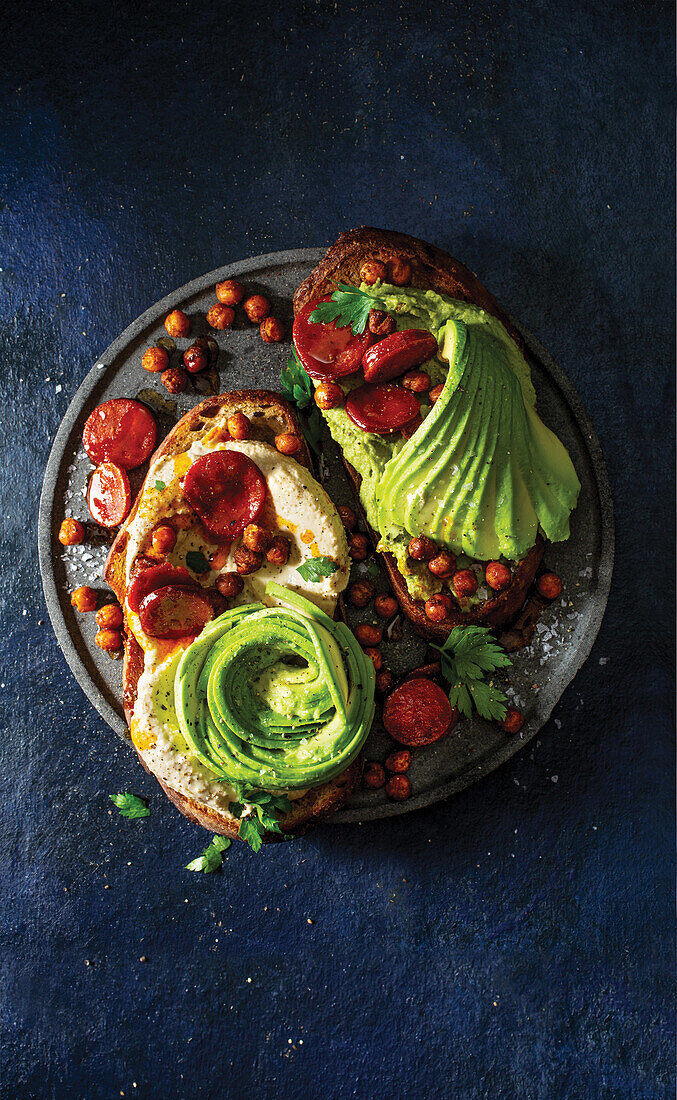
[296,556,338,582]
[467,679,511,722]
[186,834,231,873]
[432,625,512,722]
[447,680,473,719]
[109,792,150,819]
[280,351,325,455]
[280,350,314,411]
[238,817,263,853]
[154,480,167,491]
[228,783,292,853]
[186,550,210,574]
[309,283,388,335]
[302,405,324,455]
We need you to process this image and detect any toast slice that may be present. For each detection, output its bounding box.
[105,390,362,839]
[294,227,545,643]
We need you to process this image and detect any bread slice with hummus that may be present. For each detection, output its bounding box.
[105,391,367,842]
[293,228,580,643]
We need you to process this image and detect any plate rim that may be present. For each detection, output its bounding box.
[38,248,615,824]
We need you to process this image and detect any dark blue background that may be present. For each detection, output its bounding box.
[1,2,674,1097]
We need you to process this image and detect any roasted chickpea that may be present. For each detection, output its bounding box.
[363,762,386,789]
[243,295,270,323]
[338,505,357,531]
[96,604,123,630]
[194,335,219,367]
[59,518,85,546]
[151,524,177,556]
[536,572,563,600]
[408,535,437,561]
[164,309,191,338]
[363,646,383,671]
[216,572,244,598]
[401,415,422,440]
[355,623,382,647]
[227,412,250,440]
[368,309,396,337]
[234,547,264,575]
[142,346,169,373]
[375,668,394,694]
[347,579,375,608]
[452,569,479,598]
[348,533,370,561]
[485,561,511,591]
[161,367,188,394]
[360,260,387,285]
[386,257,412,286]
[95,628,122,652]
[402,370,431,393]
[314,382,344,410]
[374,594,398,618]
[71,586,97,613]
[260,317,285,343]
[243,523,271,553]
[207,304,235,330]
[385,749,412,774]
[183,345,208,374]
[385,774,412,801]
[428,551,457,580]
[499,706,525,734]
[215,279,244,306]
[429,383,444,404]
[424,593,454,622]
[266,535,291,566]
[275,432,302,456]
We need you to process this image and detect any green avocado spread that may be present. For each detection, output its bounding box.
[174,583,375,792]
[321,285,581,600]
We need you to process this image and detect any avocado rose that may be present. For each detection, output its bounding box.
[174,583,375,791]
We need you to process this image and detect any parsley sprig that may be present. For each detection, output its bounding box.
[109,792,150,819]
[281,349,314,410]
[186,834,231,873]
[309,283,388,335]
[431,626,512,722]
[229,783,292,853]
[280,350,324,455]
[296,556,338,583]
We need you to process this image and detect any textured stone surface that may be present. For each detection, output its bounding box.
[1,2,674,1097]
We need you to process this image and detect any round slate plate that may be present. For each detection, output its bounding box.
[38,248,614,823]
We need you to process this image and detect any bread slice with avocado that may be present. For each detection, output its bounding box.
[105,391,368,843]
[293,228,580,643]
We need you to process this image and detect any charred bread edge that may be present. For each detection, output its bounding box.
[105,389,362,838]
[293,225,524,347]
[293,227,545,641]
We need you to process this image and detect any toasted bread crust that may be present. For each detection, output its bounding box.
[294,227,545,640]
[106,390,361,839]
[294,225,523,346]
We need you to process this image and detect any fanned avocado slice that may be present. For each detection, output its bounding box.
[375,319,580,562]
